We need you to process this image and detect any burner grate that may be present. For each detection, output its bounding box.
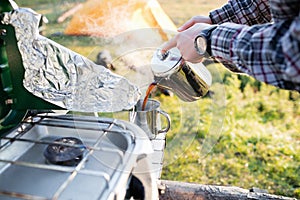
[0,114,141,200]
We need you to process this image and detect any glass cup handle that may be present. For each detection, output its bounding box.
[158,110,171,133]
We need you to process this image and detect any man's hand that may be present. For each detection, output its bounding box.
[177,16,212,32]
[161,23,212,63]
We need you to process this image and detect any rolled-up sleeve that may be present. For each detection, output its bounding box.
[209,0,271,25]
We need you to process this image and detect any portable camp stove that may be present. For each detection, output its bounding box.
[0,114,159,200]
[0,1,166,199]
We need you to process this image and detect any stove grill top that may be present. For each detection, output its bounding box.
[0,114,153,200]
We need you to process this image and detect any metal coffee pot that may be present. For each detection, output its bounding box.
[151,48,212,101]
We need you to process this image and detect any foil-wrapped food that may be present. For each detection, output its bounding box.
[2,8,141,112]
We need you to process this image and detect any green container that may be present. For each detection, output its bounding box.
[0,0,63,136]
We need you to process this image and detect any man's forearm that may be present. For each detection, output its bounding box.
[210,19,300,91]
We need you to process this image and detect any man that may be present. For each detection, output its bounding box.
[161,0,300,92]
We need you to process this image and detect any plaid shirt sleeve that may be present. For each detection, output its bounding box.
[209,0,271,25]
[209,0,300,91]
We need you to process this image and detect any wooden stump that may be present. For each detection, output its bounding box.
[159,180,297,200]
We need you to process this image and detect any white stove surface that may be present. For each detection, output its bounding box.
[0,114,158,200]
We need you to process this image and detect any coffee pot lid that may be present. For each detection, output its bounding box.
[151,48,182,77]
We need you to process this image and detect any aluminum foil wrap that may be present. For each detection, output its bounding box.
[2,8,141,112]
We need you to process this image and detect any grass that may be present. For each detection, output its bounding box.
[158,71,300,198]
[14,0,300,198]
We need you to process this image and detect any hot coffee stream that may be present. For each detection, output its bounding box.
[142,82,158,111]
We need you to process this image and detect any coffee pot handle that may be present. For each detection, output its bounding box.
[158,110,171,133]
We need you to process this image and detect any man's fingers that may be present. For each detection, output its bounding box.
[161,36,177,53]
[178,16,212,32]
[178,19,195,32]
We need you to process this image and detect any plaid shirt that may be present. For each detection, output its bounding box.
[209,0,300,91]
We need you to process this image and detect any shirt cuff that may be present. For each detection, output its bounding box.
[210,23,245,72]
[209,4,238,24]
[211,23,241,58]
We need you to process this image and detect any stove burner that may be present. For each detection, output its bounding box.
[43,137,86,166]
